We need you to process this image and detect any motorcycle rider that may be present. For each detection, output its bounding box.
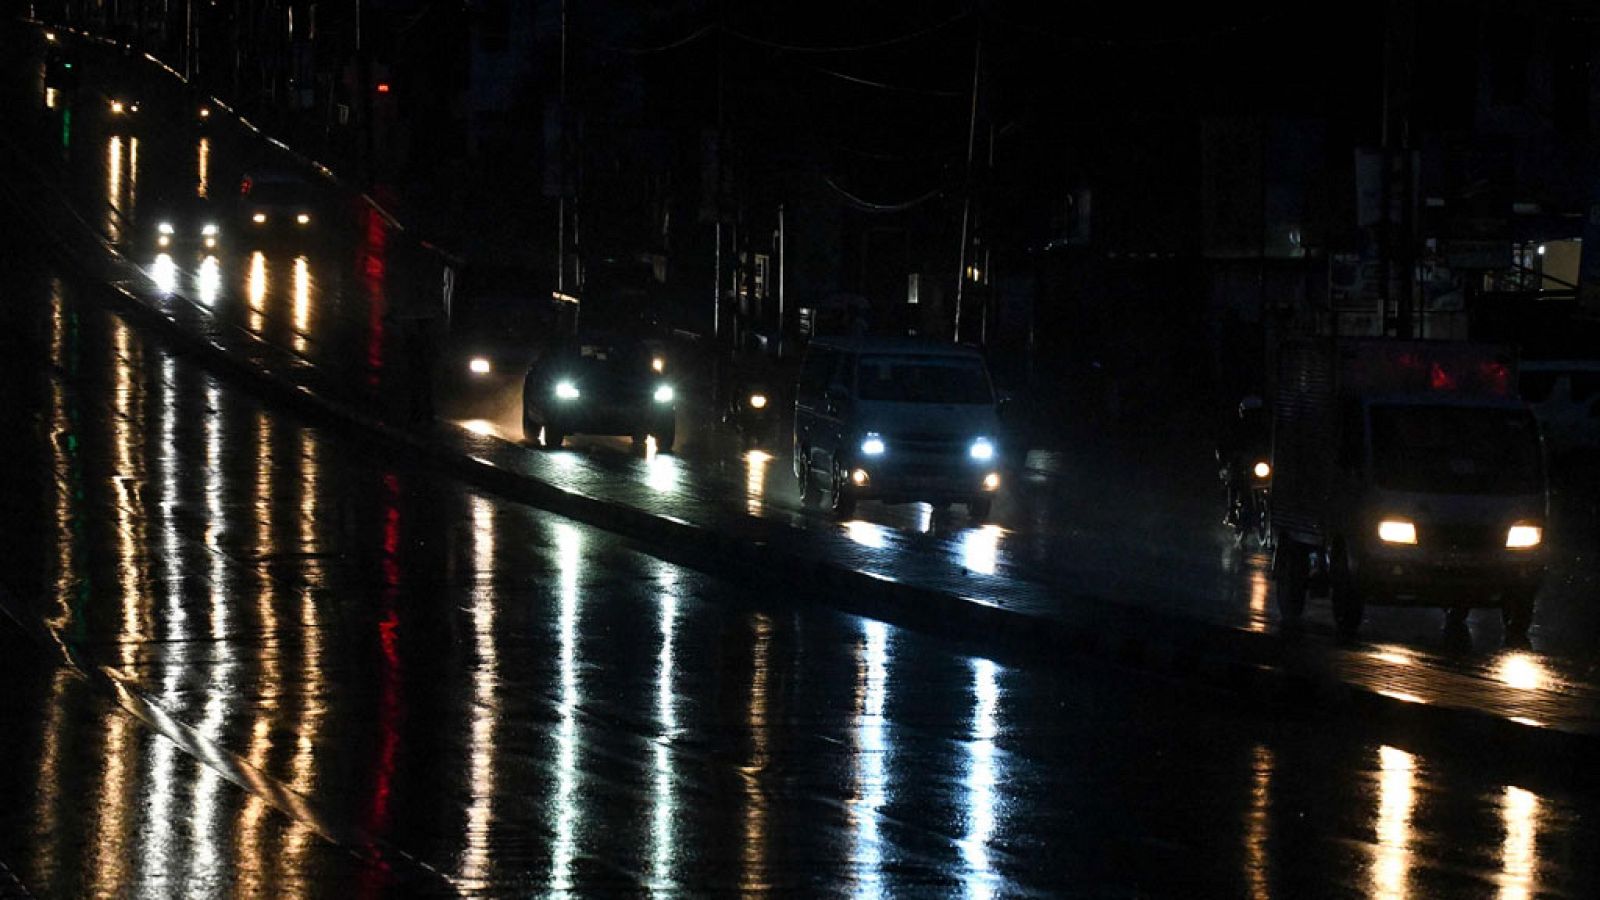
[1218,395,1270,528]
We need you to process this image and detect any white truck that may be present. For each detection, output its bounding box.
[1271,339,1549,639]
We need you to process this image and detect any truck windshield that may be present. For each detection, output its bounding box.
[856,355,992,404]
[1369,405,1542,495]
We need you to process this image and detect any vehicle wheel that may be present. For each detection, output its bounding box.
[967,497,993,521]
[1272,537,1307,620]
[539,424,565,449]
[831,464,857,519]
[1501,588,1536,641]
[797,456,820,507]
[653,422,676,453]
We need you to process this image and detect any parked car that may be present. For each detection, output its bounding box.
[792,337,1005,519]
[522,332,678,451]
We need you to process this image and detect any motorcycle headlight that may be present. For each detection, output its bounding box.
[1506,524,1542,549]
[1378,519,1417,545]
[748,393,768,410]
[969,437,996,461]
[1253,461,1271,479]
[555,381,580,399]
[654,384,675,404]
[860,434,886,456]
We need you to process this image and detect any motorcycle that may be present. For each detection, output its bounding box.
[723,376,780,450]
[1227,458,1273,548]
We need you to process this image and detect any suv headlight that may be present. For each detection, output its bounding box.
[653,384,675,403]
[861,434,886,456]
[1506,524,1542,549]
[969,437,996,461]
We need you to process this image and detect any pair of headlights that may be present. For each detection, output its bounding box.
[252,212,312,225]
[859,433,995,461]
[1377,519,1542,549]
[553,381,674,404]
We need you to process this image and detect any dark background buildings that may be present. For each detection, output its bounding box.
[30,0,1600,419]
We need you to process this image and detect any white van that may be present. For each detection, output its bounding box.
[792,337,1004,519]
[1518,359,1600,461]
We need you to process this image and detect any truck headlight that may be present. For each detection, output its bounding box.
[969,437,995,461]
[555,381,580,399]
[1506,525,1542,549]
[1253,461,1271,479]
[653,384,675,403]
[860,434,885,456]
[1378,519,1417,545]
[748,393,768,410]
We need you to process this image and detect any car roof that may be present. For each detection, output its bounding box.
[807,336,985,359]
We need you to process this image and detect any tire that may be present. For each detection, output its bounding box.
[1501,588,1536,642]
[797,454,820,507]
[967,497,993,521]
[1272,537,1307,620]
[831,463,857,519]
[539,421,565,449]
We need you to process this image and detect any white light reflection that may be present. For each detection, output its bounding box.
[1499,786,1540,900]
[849,621,891,893]
[196,255,220,306]
[844,521,888,550]
[961,525,1003,576]
[283,428,326,874]
[238,410,282,889]
[915,503,934,534]
[461,496,499,889]
[550,523,583,891]
[651,563,681,891]
[646,451,679,494]
[247,252,267,332]
[192,381,230,883]
[197,137,210,198]
[1496,654,1551,692]
[46,87,58,109]
[145,354,185,889]
[149,252,177,294]
[292,256,311,354]
[105,136,123,240]
[744,450,770,514]
[1371,745,1416,900]
[962,658,1002,899]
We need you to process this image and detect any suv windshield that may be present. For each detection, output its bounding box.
[856,355,992,404]
[1369,405,1542,495]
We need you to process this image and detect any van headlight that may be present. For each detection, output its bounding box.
[1506,524,1542,549]
[555,381,580,399]
[1378,519,1417,545]
[969,437,996,461]
[861,434,886,456]
[654,384,675,404]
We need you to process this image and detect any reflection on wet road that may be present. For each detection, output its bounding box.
[3,24,1600,896]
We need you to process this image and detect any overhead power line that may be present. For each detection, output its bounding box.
[583,22,719,55]
[821,174,946,212]
[724,8,973,54]
[805,63,966,98]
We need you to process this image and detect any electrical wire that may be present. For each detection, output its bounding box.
[821,174,946,212]
[989,10,1285,49]
[724,8,972,54]
[804,63,966,98]
[584,22,718,55]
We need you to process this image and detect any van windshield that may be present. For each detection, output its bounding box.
[856,355,992,404]
[1369,405,1542,495]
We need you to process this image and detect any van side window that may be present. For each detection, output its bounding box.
[798,348,836,407]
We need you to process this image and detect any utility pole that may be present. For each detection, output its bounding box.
[953,34,982,343]
[777,203,786,356]
[557,0,568,299]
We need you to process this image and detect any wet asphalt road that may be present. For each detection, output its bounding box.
[3,21,1600,897]
[5,223,1600,898]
